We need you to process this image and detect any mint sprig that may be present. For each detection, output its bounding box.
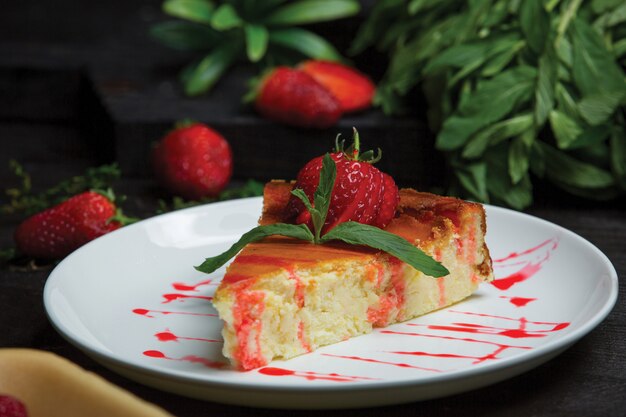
[195,223,314,273]
[195,154,448,278]
[320,222,448,277]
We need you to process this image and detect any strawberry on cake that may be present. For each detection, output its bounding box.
[196,130,493,370]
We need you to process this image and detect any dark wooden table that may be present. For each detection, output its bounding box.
[1,0,625,414]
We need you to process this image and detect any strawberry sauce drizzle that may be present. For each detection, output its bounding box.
[162,293,213,304]
[258,367,379,382]
[133,308,217,318]
[143,350,225,369]
[155,329,221,343]
[417,310,570,336]
[322,354,443,373]
[171,278,215,291]
[493,238,557,263]
[133,237,569,377]
[500,296,537,307]
[490,238,558,290]
[379,330,532,365]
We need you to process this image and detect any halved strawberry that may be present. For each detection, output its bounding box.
[254,67,341,129]
[299,60,375,113]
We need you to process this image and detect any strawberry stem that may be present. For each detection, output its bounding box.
[339,128,382,164]
[352,127,360,159]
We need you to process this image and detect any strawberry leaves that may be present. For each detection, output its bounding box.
[195,154,449,278]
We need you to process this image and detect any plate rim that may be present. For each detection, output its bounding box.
[43,197,619,394]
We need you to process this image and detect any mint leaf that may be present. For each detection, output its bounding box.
[264,0,360,26]
[210,4,242,31]
[290,153,336,242]
[184,42,239,96]
[244,24,269,62]
[520,0,550,53]
[150,22,218,51]
[195,223,314,274]
[291,187,324,239]
[549,110,583,149]
[314,154,336,229]
[163,0,214,24]
[269,29,342,61]
[321,222,449,278]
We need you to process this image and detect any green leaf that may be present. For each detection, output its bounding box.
[264,0,360,26]
[593,2,626,28]
[424,34,520,76]
[481,40,525,77]
[610,126,626,189]
[578,91,626,125]
[555,82,580,119]
[555,36,573,67]
[570,18,626,97]
[549,110,583,149]
[519,0,550,53]
[508,130,534,184]
[349,0,404,55]
[530,141,546,177]
[436,67,536,150]
[483,0,509,28]
[489,172,533,210]
[539,142,615,188]
[269,29,342,61]
[321,222,449,278]
[163,0,214,24]
[462,113,534,158]
[567,125,611,149]
[195,223,314,274]
[452,161,489,202]
[535,46,558,126]
[183,42,239,95]
[314,154,337,231]
[210,4,242,31]
[485,145,533,209]
[291,188,316,214]
[408,0,441,15]
[150,21,218,51]
[592,0,623,14]
[244,24,269,62]
[614,39,626,58]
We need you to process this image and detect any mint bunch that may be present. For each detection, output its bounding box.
[352,0,626,209]
[195,154,449,278]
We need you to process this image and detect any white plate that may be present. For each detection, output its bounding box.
[44,197,618,409]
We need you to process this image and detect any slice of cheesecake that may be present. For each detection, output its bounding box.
[213,181,493,370]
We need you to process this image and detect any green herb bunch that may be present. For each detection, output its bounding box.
[151,0,360,96]
[352,0,626,209]
[1,161,121,216]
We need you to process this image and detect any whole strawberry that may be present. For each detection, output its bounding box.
[287,129,399,232]
[14,191,122,260]
[0,395,28,417]
[300,60,375,113]
[153,122,233,200]
[255,67,341,129]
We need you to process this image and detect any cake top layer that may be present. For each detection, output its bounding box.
[220,181,486,287]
